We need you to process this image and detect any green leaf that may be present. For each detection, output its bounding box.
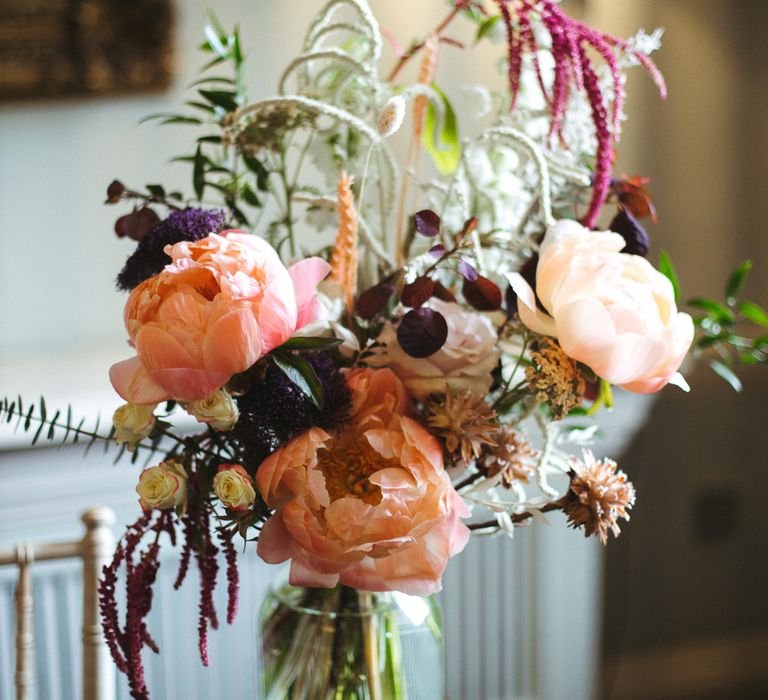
[193,145,205,201]
[725,259,752,304]
[281,336,343,350]
[198,89,238,112]
[422,84,460,175]
[738,300,768,327]
[146,184,166,198]
[659,250,681,304]
[197,135,223,144]
[243,155,270,191]
[159,116,202,126]
[709,359,742,392]
[475,15,501,43]
[232,26,244,66]
[187,75,235,88]
[240,182,261,207]
[687,298,734,324]
[271,352,325,409]
[203,25,229,59]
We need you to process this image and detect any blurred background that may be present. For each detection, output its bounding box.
[0,1,766,698]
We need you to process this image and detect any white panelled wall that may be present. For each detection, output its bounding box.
[0,1,653,698]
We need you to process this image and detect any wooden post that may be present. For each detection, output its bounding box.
[14,544,34,700]
[80,507,116,700]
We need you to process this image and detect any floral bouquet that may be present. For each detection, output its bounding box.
[4,0,767,698]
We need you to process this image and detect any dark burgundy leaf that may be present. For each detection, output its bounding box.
[432,280,457,303]
[397,308,448,358]
[106,180,126,204]
[114,207,161,241]
[401,276,435,308]
[463,275,502,311]
[610,208,649,257]
[428,244,446,259]
[414,210,441,238]
[355,283,395,320]
[458,259,478,281]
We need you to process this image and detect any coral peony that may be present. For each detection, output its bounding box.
[256,368,470,595]
[508,220,694,393]
[110,232,330,404]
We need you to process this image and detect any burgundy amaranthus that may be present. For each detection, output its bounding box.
[496,0,666,228]
[99,475,241,699]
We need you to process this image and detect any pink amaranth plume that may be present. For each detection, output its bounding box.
[495,0,666,228]
[99,469,242,699]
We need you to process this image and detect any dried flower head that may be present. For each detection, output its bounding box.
[236,103,314,153]
[563,449,636,544]
[477,426,539,487]
[377,95,406,138]
[526,337,585,420]
[329,171,359,313]
[426,388,497,465]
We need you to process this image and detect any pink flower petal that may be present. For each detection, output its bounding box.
[257,514,294,564]
[109,356,170,405]
[289,258,332,329]
[506,272,557,336]
[203,306,263,376]
[148,367,230,402]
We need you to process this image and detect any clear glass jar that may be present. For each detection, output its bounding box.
[257,581,444,699]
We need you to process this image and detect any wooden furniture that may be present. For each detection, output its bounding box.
[0,507,116,700]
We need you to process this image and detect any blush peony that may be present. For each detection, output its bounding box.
[508,220,694,393]
[256,368,470,595]
[110,232,330,404]
[377,298,500,399]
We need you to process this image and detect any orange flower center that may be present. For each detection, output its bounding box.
[316,432,398,506]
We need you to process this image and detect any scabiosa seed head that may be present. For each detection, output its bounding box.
[477,426,539,486]
[116,208,227,291]
[563,449,636,544]
[426,388,498,465]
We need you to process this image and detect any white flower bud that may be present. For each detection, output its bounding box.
[186,389,239,431]
[213,464,256,512]
[113,403,157,451]
[377,95,406,138]
[136,460,187,512]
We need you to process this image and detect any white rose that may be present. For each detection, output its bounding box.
[213,464,256,512]
[113,403,156,451]
[379,298,500,399]
[186,389,239,431]
[136,460,187,512]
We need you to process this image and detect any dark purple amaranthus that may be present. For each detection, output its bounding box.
[99,479,241,699]
[495,0,666,228]
[116,208,227,291]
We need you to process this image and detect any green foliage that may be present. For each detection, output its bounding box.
[658,250,680,303]
[0,395,177,465]
[271,352,326,410]
[423,85,461,175]
[687,259,767,391]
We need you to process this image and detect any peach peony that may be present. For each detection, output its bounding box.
[110,232,330,404]
[256,368,470,595]
[508,220,694,393]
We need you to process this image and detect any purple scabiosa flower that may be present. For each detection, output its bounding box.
[116,208,227,291]
[231,352,351,470]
